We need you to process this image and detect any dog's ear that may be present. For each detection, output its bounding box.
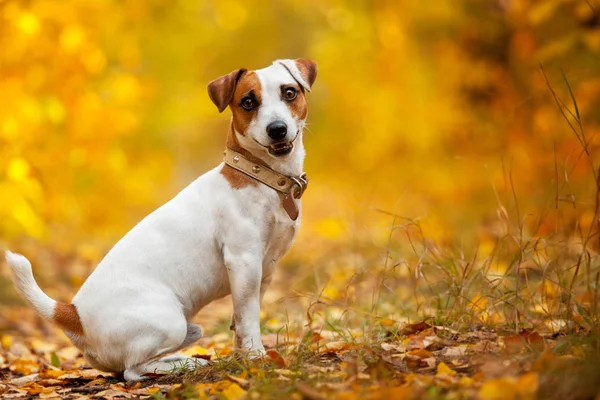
[276,59,317,92]
[207,68,247,113]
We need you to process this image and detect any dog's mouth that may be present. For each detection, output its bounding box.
[252,131,299,157]
[268,142,293,157]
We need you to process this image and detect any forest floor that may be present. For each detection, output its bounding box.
[1,297,599,400]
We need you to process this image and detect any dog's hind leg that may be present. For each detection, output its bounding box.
[122,322,206,381]
[180,323,203,348]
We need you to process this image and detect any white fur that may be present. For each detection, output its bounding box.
[4,60,309,381]
[5,251,56,319]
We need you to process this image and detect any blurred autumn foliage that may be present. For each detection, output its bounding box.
[1,0,600,327]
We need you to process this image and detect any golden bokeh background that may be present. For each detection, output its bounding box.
[1,0,599,325]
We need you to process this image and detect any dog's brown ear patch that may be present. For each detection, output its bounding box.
[54,302,84,336]
[208,68,247,113]
[295,59,317,89]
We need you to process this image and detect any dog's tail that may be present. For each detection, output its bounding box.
[5,250,84,336]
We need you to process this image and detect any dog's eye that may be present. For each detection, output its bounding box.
[241,97,255,110]
[284,87,297,101]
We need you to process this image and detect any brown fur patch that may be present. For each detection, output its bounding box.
[231,71,261,135]
[295,59,317,88]
[286,84,308,120]
[220,164,258,189]
[54,302,84,336]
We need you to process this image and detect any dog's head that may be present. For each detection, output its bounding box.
[208,59,317,158]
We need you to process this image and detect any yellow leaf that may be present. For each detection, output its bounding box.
[24,383,45,394]
[222,383,246,400]
[10,359,40,375]
[459,376,474,386]
[436,362,457,377]
[516,372,538,400]
[478,377,517,400]
[41,369,67,379]
[30,338,57,353]
[1,335,12,350]
[183,346,210,356]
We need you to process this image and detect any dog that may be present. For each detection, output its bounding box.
[5,58,317,381]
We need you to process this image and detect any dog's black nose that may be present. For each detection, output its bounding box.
[266,121,287,140]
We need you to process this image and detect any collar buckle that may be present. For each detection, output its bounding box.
[290,173,309,199]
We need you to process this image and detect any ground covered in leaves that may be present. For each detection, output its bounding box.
[1,307,599,400]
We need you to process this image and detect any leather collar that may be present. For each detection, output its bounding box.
[223,148,309,220]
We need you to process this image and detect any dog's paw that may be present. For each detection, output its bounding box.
[233,346,266,360]
[123,368,149,382]
[249,347,266,359]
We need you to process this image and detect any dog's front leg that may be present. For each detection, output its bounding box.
[224,249,265,355]
[230,272,273,347]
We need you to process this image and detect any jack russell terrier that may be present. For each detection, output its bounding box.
[5,59,317,381]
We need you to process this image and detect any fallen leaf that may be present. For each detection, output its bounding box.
[318,341,350,353]
[226,373,250,389]
[401,321,432,335]
[444,345,468,357]
[22,382,45,394]
[10,359,40,375]
[222,382,247,400]
[30,339,57,354]
[381,342,406,353]
[407,349,433,359]
[516,372,538,400]
[459,376,474,386]
[182,345,211,357]
[9,373,39,386]
[436,362,457,377]
[1,335,13,350]
[478,377,517,400]
[40,369,67,379]
[38,387,60,399]
[267,349,291,367]
[50,352,60,368]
